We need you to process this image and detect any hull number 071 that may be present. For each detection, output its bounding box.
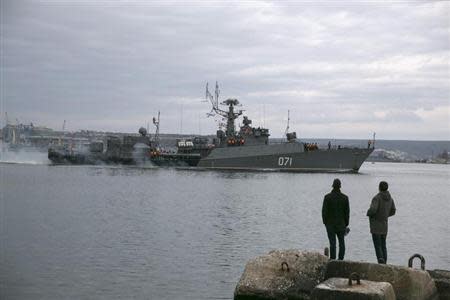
[278,157,292,166]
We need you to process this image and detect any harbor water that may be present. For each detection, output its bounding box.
[1,161,449,299]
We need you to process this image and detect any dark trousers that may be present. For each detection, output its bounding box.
[326,227,345,260]
[372,234,387,264]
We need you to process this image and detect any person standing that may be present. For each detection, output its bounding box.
[322,178,350,260]
[367,181,396,264]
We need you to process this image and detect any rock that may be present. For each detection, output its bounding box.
[433,280,450,300]
[311,277,396,300]
[325,260,438,300]
[428,269,450,281]
[428,269,450,300]
[234,250,329,300]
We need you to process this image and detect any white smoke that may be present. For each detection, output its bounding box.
[0,143,50,165]
[372,148,419,162]
[132,143,156,167]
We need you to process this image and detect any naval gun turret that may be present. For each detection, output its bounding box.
[138,127,148,137]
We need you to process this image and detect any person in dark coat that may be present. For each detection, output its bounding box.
[367,181,396,264]
[322,178,350,260]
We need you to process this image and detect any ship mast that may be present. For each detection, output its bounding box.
[372,132,376,148]
[285,110,290,136]
[223,99,242,137]
[153,111,160,145]
[205,82,242,138]
[284,109,297,142]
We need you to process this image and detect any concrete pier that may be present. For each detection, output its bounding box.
[234,250,445,300]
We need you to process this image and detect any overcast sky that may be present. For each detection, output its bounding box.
[1,0,449,140]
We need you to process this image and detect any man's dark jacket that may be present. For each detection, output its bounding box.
[366,191,396,234]
[322,189,350,231]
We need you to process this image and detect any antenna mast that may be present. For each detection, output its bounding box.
[206,81,231,117]
[205,81,220,113]
[205,81,243,138]
[372,132,376,148]
[285,110,290,135]
[180,104,183,135]
[153,111,160,145]
[214,81,220,107]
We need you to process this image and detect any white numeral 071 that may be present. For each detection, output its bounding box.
[278,157,292,166]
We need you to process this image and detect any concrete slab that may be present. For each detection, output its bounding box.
[325,260,438,300]
[234,250,328,300]
[311,277,396,300]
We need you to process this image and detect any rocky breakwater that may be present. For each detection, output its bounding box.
[234,250,446,300]
[428,269,450,300]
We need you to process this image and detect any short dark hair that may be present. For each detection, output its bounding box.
[332,178,341,189]
[379,181,389,191]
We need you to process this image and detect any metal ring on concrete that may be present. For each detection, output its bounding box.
[408,253,426,270]
[348,272,361,286]
[281,261,290,272]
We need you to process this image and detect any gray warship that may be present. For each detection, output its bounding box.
[48,84,374,172]
[184,83,374,172]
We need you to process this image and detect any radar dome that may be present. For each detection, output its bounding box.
[138,127,147,136]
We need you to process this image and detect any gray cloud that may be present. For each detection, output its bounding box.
[1,0,449,140]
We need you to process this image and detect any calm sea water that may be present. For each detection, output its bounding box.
[1,161,449,299]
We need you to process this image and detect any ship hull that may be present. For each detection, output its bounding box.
[48,149,136,165]
[150,153,201,167]
[197,143,373,172]
[48,149,201,167]
[49,142,374,173]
